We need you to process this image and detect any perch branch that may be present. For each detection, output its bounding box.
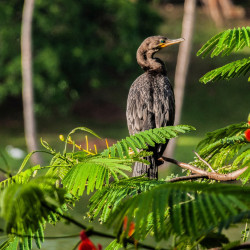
[160,156,248,182]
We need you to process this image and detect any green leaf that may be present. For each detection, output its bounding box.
[101,125,195,158]
[0,179,65,235]
[108,183,250,242]
[89,177,164,222]
[197,27,250,58]
[192,122,249,171]
[0,165,41,188]
[62,156,132,195]
[199,57,250,84]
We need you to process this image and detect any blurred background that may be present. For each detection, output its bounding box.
[1,0,249,166]
[0,0,249,248]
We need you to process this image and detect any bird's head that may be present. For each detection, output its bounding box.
[137,35,184,72]
[142,35,184,52]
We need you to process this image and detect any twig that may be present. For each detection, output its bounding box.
[193,151,215,172]
[160,157,248,182]
[168,174,209,183]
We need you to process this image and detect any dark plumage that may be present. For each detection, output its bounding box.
[126,35,184,179]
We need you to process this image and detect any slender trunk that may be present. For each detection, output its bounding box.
[21,0,42,164]
[165,0,196,159]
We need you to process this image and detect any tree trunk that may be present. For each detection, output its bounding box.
[165,0,196,159]
[21,0,42,164]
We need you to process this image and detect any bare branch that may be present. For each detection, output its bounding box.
[193,151,216,172]
[168,174,209,183]
[160,156,248,182]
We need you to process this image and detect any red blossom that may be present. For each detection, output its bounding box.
[123,216,135,237]
[245,129,250,142]
[78,231,102,250]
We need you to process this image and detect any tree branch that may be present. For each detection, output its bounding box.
[168,174,209,183]
[160,156,248,181]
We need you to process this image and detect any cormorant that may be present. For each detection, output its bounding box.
[126,35,184,179]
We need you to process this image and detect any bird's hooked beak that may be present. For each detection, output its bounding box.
[158,38,185,48]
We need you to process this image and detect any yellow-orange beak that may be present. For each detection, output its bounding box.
[158,38,184,48]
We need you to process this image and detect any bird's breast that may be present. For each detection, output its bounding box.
[126,72,175,135]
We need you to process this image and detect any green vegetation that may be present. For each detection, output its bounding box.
[0,26,250,249]
[0,0,161,116]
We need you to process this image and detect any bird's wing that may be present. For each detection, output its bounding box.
[126,74,175,139]
[126,74,153,135]
[153,75,175,129]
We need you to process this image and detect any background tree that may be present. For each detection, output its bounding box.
[165,0,197,159]
[0,27,249,250]
[21,0,41,165]
[0,0,161,117]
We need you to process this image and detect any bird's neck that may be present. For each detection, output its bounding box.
[136,49,166,74]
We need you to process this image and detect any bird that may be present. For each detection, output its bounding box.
[126,35,184,179]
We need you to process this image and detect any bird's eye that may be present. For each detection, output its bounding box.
[160,39,165,43]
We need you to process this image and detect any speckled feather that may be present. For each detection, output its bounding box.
[127,72,175,136]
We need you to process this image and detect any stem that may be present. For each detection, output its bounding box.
[168,174,208,182]
[193,151,215,173]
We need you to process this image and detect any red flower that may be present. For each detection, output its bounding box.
[123,216,135,237]
[245,129,250,142]
[78,231,102,250]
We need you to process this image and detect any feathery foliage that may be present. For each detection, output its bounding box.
[192,122,250,173]
[197,27,250,83]
[199,57,250,83]
[0,27,250,249]
[0,178,65,234]
[108,182,250,242]
[89,177,165,222]
[62,156,132,196]
[0,165,41,188]
[197,27,250,58]
[101,125,195,158]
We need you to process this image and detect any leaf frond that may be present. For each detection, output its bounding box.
[89,177,165,222]
[192,122,250,172]
[101,125,195,159]
[107,183,250,242]
[199,57,250,84]
[0,178,65,235]
[197,27,250,58]
[62,156,133,195]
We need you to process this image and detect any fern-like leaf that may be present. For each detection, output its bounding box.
[0,165,41,188]
[0,179,65,235]
[89,177,165,222]
[197,27,250,58]
[107,183,250,242]
[101,125,195,159]
[62,156,133,195]
[199,57,250,83]
[192,122,250,172]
